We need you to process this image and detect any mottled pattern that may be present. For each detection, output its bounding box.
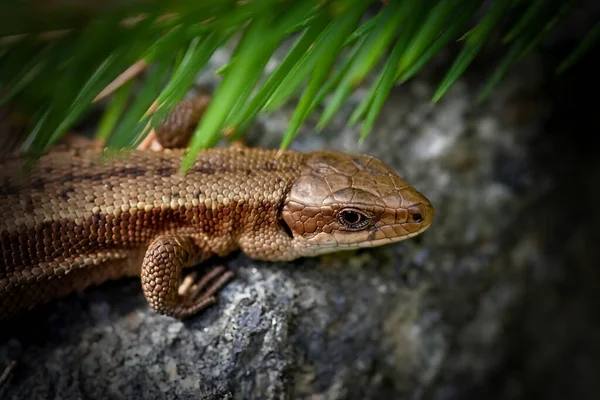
[0,146,433,320]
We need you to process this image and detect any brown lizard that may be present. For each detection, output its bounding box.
[0,96,434,322]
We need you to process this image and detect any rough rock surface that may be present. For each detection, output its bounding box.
[2,28,599,400]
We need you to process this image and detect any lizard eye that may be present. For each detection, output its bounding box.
[338,209,371,231]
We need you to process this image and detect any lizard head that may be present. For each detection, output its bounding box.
[280,151,434,257]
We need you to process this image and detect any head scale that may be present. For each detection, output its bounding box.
[280,151,434,257]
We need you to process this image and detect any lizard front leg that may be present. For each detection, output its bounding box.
[141,234,234,318]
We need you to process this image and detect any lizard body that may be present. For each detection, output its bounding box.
[0,132,433,322]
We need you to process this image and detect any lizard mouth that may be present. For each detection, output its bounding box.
[366,222,432,246]
[300,221,433,256]
[345,221,432,249]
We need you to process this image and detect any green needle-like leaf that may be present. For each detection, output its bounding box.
[396,0,480,83]
[279,2,370,149]
[347,69,379,127]
[265,9,378,113]
[350,0,424,127]
[263,15,345,112]
[20,108,51,156]
[0,0,593,158]
[317,0,405,130]
[108,57,173,148]
[359,36,408,140]
[307,37,364,114]
[432,0,513,103]
[557,20,600,74]
[150,32,226,129]
[181,20,278,166]
[95,80,132,142]
[184,1,318,169]
[21,14,157,152]
[228,12,330,137]
[478,2,570,102]
[343,15,377,46]
[0,57,46,107]
[221,0,326,128]
[49,54,120,146]
[516,2,570,58]
[398,0,460,72]
[503,0,548,43]
[143,23,189,63]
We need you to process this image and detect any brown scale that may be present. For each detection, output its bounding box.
[0,96,434,321]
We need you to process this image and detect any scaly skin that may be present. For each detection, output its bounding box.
[0,105,433,322]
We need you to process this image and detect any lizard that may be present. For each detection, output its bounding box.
[0,95,434,323]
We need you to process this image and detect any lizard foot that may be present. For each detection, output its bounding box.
[178,266,235,313]
[141,235,234,319]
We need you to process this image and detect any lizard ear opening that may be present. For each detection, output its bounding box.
[278,199,294,239]
[280,218,294,239]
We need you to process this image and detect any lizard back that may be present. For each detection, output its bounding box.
[0,146,305,318]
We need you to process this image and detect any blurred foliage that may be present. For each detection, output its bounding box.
[0,0,592,169]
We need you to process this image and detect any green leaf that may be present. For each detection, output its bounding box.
[263,19,344,111]
[21,14,157,152]
[49,54,120,145]
[19,108,51,156]
[478,2,570,102]
[227,12,331,137]
[95,80,133,142]
[516,2,570,58]
[307,37,364,113]
[183,1,318,169]
[264,7,378,113]
[143,23,188,63]
[433,0,513,103]
[279,2,370,149]
[359,35,408,140]
[107,56,173,148]
[0,52,47,107]
[221,0,325,128]
[349,0,429,128]
[557,20,600,75]
[396,0,480,82]
[317,0,405,130]
[343,15,377,46]
[398,0,461,72]
[503,0,548,43]
[0,0,590,155]
[150,32,226,129]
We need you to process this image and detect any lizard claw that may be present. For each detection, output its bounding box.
[179,266,235,311]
